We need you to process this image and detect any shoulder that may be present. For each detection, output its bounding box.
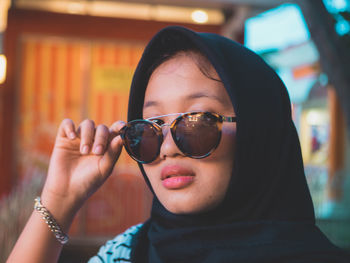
[88,224,143,263]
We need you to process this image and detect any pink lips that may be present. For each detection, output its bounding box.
[161,165,195,189]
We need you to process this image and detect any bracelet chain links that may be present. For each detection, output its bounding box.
[34,196,69,245]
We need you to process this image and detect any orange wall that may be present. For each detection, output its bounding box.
[0,8,221,235]
[1,8,221,197]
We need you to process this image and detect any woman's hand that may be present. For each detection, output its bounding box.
[7,119,125,263]
[41,118,125,219]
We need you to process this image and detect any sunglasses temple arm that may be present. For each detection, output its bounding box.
[223,116,237,122]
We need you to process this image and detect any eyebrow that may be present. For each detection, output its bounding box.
[143,100,158,109]
[143,91,226,110]
[187,92,226,104]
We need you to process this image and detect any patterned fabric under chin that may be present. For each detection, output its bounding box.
[88,224,142,263]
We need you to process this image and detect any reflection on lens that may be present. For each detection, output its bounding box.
[124,121,160,163]
[174,113,220,157]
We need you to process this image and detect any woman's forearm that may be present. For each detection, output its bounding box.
[6,196,75,263]
[7,118,124,262]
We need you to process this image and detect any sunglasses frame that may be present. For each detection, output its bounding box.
[119,112,237,164]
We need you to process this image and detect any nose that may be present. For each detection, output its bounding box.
[159,124,183,160]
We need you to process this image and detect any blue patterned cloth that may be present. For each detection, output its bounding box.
[88,224,142,263]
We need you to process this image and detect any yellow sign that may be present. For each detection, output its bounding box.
[92,65,133,93]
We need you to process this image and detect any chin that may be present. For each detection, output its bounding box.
[163,201,214,215]
[162,201,195,214]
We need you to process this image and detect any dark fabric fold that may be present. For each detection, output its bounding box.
[127,26,349,262]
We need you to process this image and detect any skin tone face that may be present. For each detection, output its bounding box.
[143,53,236,214]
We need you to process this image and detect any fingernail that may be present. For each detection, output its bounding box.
[93,145,103,155]
[69,132,76,139]
[82,145,89,155]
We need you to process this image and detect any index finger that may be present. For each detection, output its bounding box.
[58,119,76,140]
[109,121,126,138]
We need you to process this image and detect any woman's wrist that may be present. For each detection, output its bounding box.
[34,197,69,244]
[39,190,80,233]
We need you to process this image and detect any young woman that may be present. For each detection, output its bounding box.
[8,26,349,263]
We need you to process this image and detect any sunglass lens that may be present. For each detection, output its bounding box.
[174,113,220,157]
[124,121,160,163]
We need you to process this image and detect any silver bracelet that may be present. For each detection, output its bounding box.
[34,196,69,245]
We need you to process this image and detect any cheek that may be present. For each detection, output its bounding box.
[143,165,157,185]
[143,164,163,196]
[216,125,236,163]
[201,126,236,188]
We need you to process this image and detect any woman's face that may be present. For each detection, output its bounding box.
[143,53,236,214]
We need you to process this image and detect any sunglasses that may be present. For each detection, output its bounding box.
[118,111,237,164]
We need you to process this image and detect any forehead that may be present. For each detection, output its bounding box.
[143,55,232,112]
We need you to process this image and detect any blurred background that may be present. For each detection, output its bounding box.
[0,0,349,262]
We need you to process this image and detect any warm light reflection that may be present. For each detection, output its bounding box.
[15,0,224,25]
[0,54,6,84]
[0,0,11,32]
[191,10,209,24]
[67,2,85,14]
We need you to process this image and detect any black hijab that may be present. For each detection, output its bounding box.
[127,26,349,262]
